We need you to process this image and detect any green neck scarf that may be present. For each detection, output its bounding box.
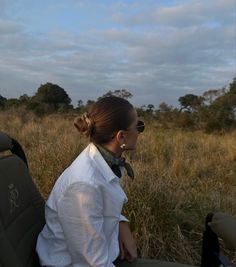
[95,144,134,180]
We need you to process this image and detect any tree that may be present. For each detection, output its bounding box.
[178,94,204,112]
[136,105,146,117]
[86,100,95,107]
[205,102,234,132]
[202,88,225,105]
[0,95,7,109]
[156,102,179,127]
[77,99,84,109]
[19,94,30,104]
[159,102,173,113]
[98,89,133,100]
[146,104,155,113]
[213,78,236,117]
[229,76,236,94]
[228,77,236,118]
[5,98,20,109]
[75,99,85,113]
[33,83,71,111]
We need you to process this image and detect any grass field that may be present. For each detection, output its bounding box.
[1,109,236,265]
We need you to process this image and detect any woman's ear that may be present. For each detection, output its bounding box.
[116,130,125,145]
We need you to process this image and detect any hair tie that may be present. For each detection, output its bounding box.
[82,113,94,137]
[82,113,92,128]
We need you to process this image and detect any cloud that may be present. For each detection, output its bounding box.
[0,0,10,14]
[0,19,22,35]
[111,0,235,29]
[0,0,235,107]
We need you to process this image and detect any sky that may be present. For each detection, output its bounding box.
[0,0,235,108]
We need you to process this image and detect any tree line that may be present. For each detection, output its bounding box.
[0,84,134,114]
[1,77,236,132]
[154,77,236,132]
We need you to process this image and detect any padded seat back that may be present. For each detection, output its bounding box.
[0,132,45,267]
[201,212,235,267]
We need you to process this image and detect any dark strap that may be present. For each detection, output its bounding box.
[0,132,13,152]
[10,138,28,168]
[0,132,28,168]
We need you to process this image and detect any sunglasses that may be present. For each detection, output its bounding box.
[127,120,145,133]
[136,120,145,133]
[111,120,145,140]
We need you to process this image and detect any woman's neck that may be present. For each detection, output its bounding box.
[102,142,123,158]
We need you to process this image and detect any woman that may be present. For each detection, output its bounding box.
[36,96,145,267]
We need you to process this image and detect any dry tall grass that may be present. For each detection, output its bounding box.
[1,109,236,265]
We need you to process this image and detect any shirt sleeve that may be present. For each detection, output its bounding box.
[57,182,116,267]
[119,214,129,222]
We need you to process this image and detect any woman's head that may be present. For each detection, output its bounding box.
[74,96,144,151]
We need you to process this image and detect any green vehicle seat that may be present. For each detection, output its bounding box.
[0,131,45,267]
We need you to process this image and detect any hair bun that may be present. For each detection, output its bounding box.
[74,113,94,137]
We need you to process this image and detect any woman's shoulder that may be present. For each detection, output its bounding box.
[49,143,107,197]
[69,143,98,174]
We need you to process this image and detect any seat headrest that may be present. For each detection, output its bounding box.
[0,132,13,152]
[208,212,236,251]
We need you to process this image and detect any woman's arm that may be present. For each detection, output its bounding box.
[57,182,116,267]
[118,221,137,262]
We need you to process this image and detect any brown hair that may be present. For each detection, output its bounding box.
[74,96,134,145]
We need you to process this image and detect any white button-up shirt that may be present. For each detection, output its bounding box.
[36,143,128,267]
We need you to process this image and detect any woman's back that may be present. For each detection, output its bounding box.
[36,143,128,267]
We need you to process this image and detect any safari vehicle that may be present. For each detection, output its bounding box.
[0,131,235,267]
